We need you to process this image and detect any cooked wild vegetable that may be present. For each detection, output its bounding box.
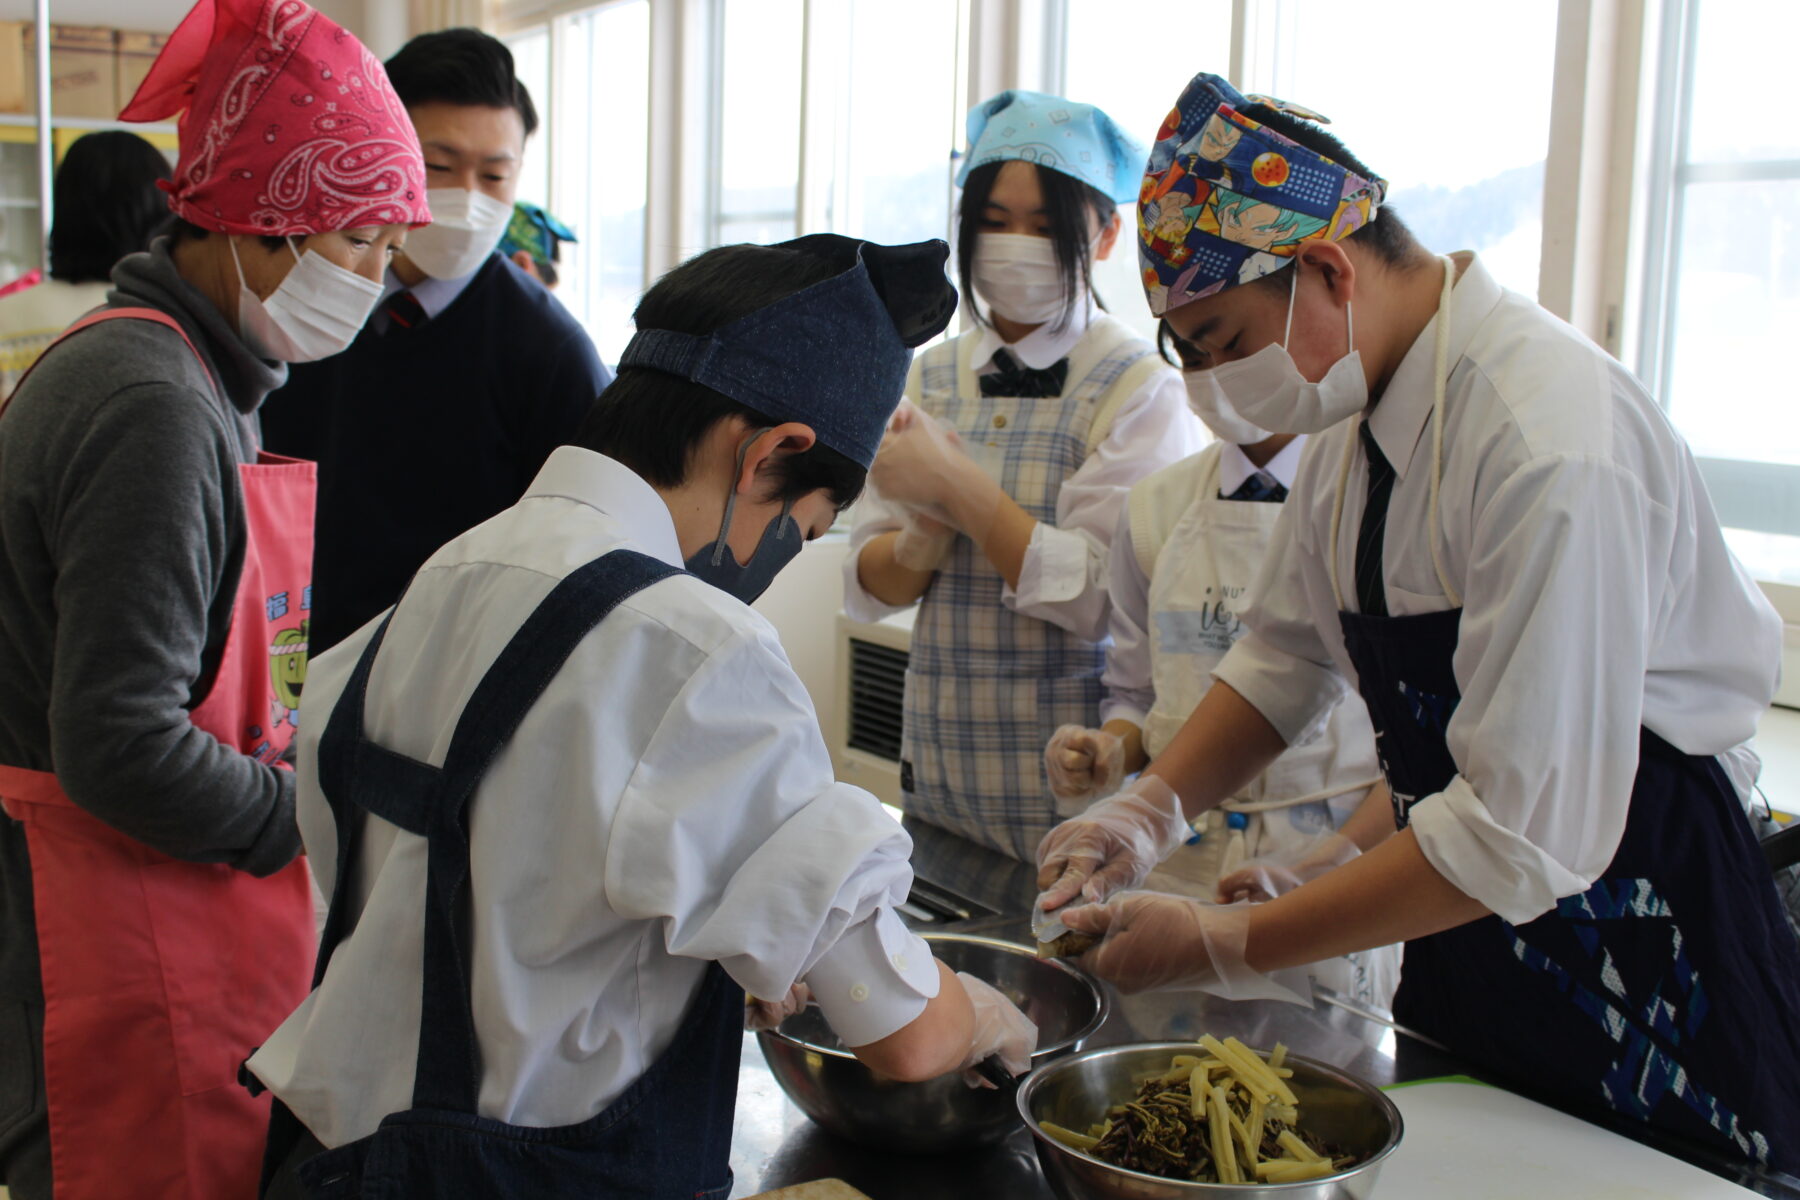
[1036,929,1098,959]
[1040,1036,1358,1184]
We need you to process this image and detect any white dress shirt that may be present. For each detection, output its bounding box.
[1102,438,1305,727]
[1212,254,1782,926]
[844,298,1203,640]
[248,447,938,1146]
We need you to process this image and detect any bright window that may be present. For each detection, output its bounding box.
[503,2,649,365]
[714,0,804,246]
[828,0,961,246]
[1262,0,1557,300]
[1643,0,1800,580]
[1061,0,1232,338]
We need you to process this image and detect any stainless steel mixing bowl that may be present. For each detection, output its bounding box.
[1017,1041,1403,1199]
[756,932,1109,1153]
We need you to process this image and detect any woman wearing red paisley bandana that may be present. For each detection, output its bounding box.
[0,2,428,1197]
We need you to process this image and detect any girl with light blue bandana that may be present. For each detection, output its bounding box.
[845,90,1203,863]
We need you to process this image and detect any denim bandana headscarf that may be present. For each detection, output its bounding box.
[1138,72,1388,317]
[617,235,957,470]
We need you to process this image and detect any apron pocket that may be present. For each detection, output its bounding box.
[139,858,311,1098]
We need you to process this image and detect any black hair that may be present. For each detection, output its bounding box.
[1236,102,1426,280]
[957,159,1116,333]
[47,131,172,283]
[167,218,286,254]
[384,28,538,138]
[575,244,867,509]
[535,258,559,288]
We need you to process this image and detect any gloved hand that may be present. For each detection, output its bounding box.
[1035,776,1190,911]
[892,511,957,571]
[743,981,812,1032]
[1044,725,1126,809]
[1058,891,1311,1003]
[1215,832,1361,904]
[954,971,1038,1088]
[869,408,1002,543]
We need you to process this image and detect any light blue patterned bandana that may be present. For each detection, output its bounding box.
[956,90,1146,204]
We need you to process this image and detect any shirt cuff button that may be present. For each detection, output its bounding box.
[850,983,870,1003]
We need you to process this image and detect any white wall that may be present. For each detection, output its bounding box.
[751,533,849,738]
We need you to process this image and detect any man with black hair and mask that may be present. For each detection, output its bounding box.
[247,234,1037,1199]
[260,27,611,658]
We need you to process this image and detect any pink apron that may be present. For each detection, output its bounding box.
[0,308,315,1199]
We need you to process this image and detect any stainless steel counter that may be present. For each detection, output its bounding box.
[727,822,1800,1199]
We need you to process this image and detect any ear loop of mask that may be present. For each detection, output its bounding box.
[709,427,784,567]
[228,235,303,296]
[1283,258,1354,360]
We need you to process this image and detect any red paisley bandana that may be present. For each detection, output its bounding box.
[120,0,430,237]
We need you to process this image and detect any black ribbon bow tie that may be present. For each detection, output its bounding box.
[979,349,1069,398]
[1221,474,1288,503]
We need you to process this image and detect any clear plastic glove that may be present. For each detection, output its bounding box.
[743,981,812,1032]
[1058,891,1311,1003]
[954,971,1038,1088]
[892,511,957,571]
[1034,776,1190,912]
[1215,831,1361,904]
[869,407,1002,543]
[1044,725,1126,810]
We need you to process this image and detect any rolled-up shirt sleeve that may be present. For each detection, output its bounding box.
[609,619,936,1043]
[1004,370,1202,642]
[1410,453,1661,924]
[1100,503,1154,728]
[1213,499,1348,750]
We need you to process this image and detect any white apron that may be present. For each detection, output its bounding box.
[1134,444,1399,1008]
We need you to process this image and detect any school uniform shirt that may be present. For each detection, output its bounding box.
[247,446,939,1147]
[1101,437,1304,728]
[1212,253,1782,926]
[843,296,1204,642]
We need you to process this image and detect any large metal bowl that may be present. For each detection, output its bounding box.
[757,932,1109,1152]
[1017,1041,1402,1199]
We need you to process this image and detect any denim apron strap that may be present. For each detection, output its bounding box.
[311,550,682,1114]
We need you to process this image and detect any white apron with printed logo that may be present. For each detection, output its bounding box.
[1138,443,1397,1007]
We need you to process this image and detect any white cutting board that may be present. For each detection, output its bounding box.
[1376,1079,1758,1199]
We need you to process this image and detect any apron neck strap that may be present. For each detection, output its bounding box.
[1329,255,1462,611]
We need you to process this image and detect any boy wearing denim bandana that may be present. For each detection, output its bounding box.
[250,235,1038,1197]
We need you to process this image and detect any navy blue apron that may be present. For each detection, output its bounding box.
[1339,602,1800,1172]
[264,550,744,1199]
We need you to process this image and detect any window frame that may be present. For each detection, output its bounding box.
[491,0,1798,576]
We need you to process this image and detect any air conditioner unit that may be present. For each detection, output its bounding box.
[831,610,914,806]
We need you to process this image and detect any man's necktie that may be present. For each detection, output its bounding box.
[384,289,428,332]
[978,349,1069,398]
[1354,421,1395,617]
[1221,474,1288,503]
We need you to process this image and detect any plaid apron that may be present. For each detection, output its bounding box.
[900,317,1157,861]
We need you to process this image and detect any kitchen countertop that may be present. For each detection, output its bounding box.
[728,821,1800,1199]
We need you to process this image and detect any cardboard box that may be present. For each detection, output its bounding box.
[0,23,27,116]
[23,25,119,120]
[115,30,168,113]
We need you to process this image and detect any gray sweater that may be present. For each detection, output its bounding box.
[0,239,303,1003]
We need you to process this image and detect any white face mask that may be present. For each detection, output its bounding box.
[1207,266,1367,434]
[972,233,1071,326]
[1183,370,1274,445]
[232,237,382,364]
[401,187,512,280]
